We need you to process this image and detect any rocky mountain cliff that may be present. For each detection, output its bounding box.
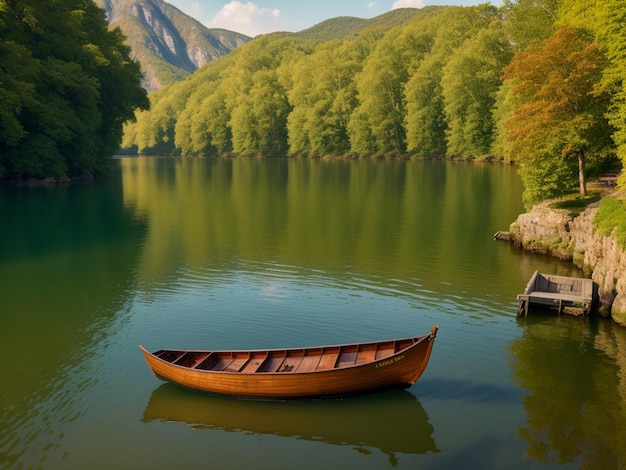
[95,0,250,90]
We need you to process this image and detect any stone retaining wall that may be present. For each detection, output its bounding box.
[507,201,626,326]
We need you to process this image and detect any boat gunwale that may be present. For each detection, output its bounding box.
[139,329,437,376]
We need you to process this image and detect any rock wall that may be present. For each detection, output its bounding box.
[508,201,626,326]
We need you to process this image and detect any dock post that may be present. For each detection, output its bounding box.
[517,297,528,317]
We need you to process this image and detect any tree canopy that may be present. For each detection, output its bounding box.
[503,27,613,207]
[121,1,626,207]
[124,5,512,160]
[0,0,148,180]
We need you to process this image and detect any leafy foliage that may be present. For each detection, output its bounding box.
[503,27,613,207]
[127,5,518,161]
[501,0,558,50]
[0,0,148,180]
[594,196,626,249]
[348,27,419,156]
[442,25,513,158]
[123,1,626,216]
[297,7,426,42]
[287,39,365,156]
[595,1,626,187]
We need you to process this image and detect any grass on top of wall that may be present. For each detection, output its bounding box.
[593,195,626,249]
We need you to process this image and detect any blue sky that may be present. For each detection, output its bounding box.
[167,0,502,37]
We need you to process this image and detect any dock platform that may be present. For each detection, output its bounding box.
[517,271,596,317]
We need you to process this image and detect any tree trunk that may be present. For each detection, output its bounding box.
[578,150,587,196]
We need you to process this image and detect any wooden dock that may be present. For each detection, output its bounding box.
[517,271,596,317]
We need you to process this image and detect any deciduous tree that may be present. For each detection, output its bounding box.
[348,30,411,156]
[0,0,147,179]
[503,27,613,207]
[501,0,558,50]
[404,5,500,157]
[442,27,513,158]
[595,0,626,187]
[287,39,364,156]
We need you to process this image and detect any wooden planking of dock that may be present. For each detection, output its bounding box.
[517,271,596,317]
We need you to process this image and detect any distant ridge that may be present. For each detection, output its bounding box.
[95,0,251,90]
[295,8,427,41]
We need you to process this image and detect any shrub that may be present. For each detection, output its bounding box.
[593,196,626,249]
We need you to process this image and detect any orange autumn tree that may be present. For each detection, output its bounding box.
[503,27,613,208]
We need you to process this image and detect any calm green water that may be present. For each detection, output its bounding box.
[1,157,625,469]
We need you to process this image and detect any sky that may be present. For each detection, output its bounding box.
[166,0,503,37]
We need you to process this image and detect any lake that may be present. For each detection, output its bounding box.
[1,157,625,469]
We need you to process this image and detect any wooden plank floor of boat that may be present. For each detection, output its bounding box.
[316,347,340,371]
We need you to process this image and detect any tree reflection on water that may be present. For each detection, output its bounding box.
[510,315,626,468]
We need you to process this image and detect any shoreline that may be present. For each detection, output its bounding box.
[497,187,626,327]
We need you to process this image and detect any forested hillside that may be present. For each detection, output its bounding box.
[0,0,148,181]
[124,1,626,208]
[296,8,421,41]
[94,0,251,90]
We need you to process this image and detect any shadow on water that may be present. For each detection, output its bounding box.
[142,384,439,466]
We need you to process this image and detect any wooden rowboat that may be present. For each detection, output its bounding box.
[139,325,438,399]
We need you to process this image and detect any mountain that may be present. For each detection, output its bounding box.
[95,0,251,90]
[295,8,424,41]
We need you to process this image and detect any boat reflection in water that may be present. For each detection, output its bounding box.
[143,384,439,465]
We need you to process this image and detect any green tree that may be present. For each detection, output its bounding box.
[127,86,183,155]
[0,0,147,179]
[227,37,299,156]
[442,27,513,158]
[595,0,626,187]
[491,79,519,158]
[404,54,446,157]
[503,27,613,207]
[348,26,426,156]
[555,0,597,30]
[501,0,558,50]
[548,0,626,187]
[178,87,233,156]
[404,5,500,157]
[287,39,365,156]
[174,58,235,156]
[230,68,290,156]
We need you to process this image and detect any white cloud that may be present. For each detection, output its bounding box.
[206,1,285,37]
[392,0,424,8]
[368,2,378,7]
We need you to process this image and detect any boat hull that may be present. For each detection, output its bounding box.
[140,326,437,399]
